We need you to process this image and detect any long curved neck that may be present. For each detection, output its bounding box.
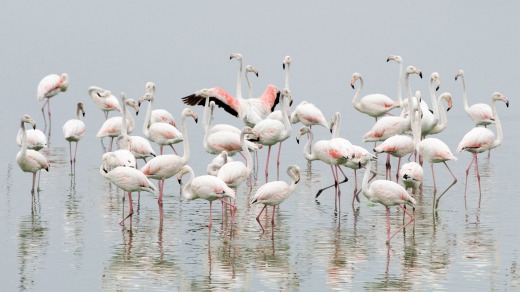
[429,79,439,121]
[202,96,210,131]
[236,59,243,98]
[125,106,135,133]
[142,98,153,137]
[491,99,504,149]
[182,167,197,200]
[121,100,128,136]
[76,107,82,120]
[241,131,253,173]
[246,72,254,99]
[285,63,290,90]
[280,95,291,132]
[331,114,341,138]
[459,75,470,113]
[397,62,404,107]
[303,130,316,161]
[19,121,27,156]
[362,160,373,201]
[412,94,422,147]
[405,72,413,103]
[180,114,191,164]
[429,95,448,135]
[289,173,298,192]
[352,77,363,110]
[203,107,213,151]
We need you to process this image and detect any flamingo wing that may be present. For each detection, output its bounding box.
[37,74,62,100]
[182,87,240,117]
[250,181,290,206]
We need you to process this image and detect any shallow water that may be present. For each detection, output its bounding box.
[1,112,519,291]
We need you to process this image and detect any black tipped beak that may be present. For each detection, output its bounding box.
[436,86,439,91]
[506,102,510,107]
[256,73,259,77]
[351,84,355,89]
[455,76,458,81]
[386,58,390,62]
[195,118,198,123]
[283,64,285,70]
[296,138,300,144]
[138,102,141,107]
[447,107,452,112]
[150,153,156,157]
[330,128,333,134]
[135,111,139,116]
[45,167,49,172]
[290,100,293,107]
[295,178,300,184]
[177,179,181,184]
[419,72,423,78]
[103,168,108,173]
[33,125,36,130]
[83,112,85,117]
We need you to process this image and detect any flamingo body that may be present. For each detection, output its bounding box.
[16,129,47,150]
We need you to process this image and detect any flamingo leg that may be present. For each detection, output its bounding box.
[265,146,272,183]
[315,175,348,198]
[104,111,108,120]
[435,162,458,210]
[158,179,164,206]
[108,137,114,152]
[219,198,237,222]
[395,157,401,183]
[160,146,164,155]
[119,192,134,226]
[41,99,49,129]
[464,153,477,201]
[170,145,178,155]
[74,142,79,174]
[475,154,482,208]
[69,142,73,173]
[256,205,267,233]
[31,173,36,194]
[385,154,391,180]
[271,206,276,229]
[276,142,283,180]
[385,207,391,242]
[352,169,359,205]
[386,205,415,244]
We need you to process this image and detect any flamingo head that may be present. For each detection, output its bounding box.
[60,73,70,91]
[350,73,361,89]
[182,108,198,123]
[77,102,86,117]
[21,114,37,130]
[245,65,259,77]
[406,66,422,79]
[283,55,291,69]
[430,72,440,91]
[386,55,402,64]
[281,88,292,104]
[492,92,509,107]
[145,82,156,95]
[229,53,242,61]
[295,126,310,144]
[454,69,464,81]
[126,99,139,115]
[287,165,301,184]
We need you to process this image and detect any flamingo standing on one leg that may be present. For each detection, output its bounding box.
[456,92,509,207]
[17,115,50,194]
[361,158,416,244]
[37,73,69,132]
[62,102,86,173]
[177,165,236,237]
[250,165,301,233]
[88,86,121,120]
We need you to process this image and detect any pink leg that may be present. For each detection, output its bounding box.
[385,207,391,242]
[160,146,164,155]
[69,142,73,173]
[276,142,283,180]
[385,154,391,180]
[333,166,341,214]
[474,154,482,208]
[108,137,114,152]
[386,205,415,244]
[271,206,276,229]
[256,205,267,233]
[396,157,401,183]
[170,145,178,155]
[265,146,272,183]
[158,180,164,206]
[219,198,237,223]
[41,99,49,128]
[104,111,108,120]
[119,192,134,226]
[352,169,359,205]
[31,173,36,194]
[464,153,477,202]
[74,142,79,173]
[434,162,458,210]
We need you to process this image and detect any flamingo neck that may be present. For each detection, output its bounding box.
[429,79,439,121]
[241,131,253,173]
[397,62,404,107]
[459,75,470,113]
[19,120,28,156]
[352,77,363,111]
[303,129,316,161]
[285,63,290,90]
[280,94,291,135]
[491,99,503,149]
[411,95,422,148]
[236,59,243,98]
[361,160,374,201]
[182,167,197,200]
[429,95,448,135]
[405,72,413,106]
[180,113,191,164]
[246,72,254,99]
[76,107,82,120]
[142,97,153,137]
[331,114,341,139]
[121,98,128,136]
[202,96,210,132]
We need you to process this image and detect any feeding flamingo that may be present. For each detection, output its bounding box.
[140,108,198,206]
[88,86,121,120]
[361,158,416,244]
[250,165,301,233]
[37,73,69,130]
[182,53,280,127]
[456,92,509,207]
[177,165,236,235]
[17,114,49,194]
[62,102,86,172]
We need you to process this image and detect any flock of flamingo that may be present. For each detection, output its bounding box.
[16,53,509,244]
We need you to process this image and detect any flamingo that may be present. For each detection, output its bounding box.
[456,92,509,206]
[140,82,177,127]
[361,158,416,244]
[88,86,121,120]
[400,162,423,196]
[350,72,400,119]
[177,165,236,234]
[245,65,259,99]
[250,88,292,182]
[116,92,156,163]
[267,55,294,122]
[100,165,156,226]
[16,128,47,151]
[414,92,458,210]
[217,127,258,189]
[296,126,353,211]
[207,151,234,176]
[140,108,198,206]
[181,53,280,127]
[37,73,69,130]
[362,66,422,143]
[96,98,139,152]
[290,101,329,129]
[250,165,301,233]
[139,87,183,155]
[455,69,495,126]
[62,102,86,172]
[17,115,49,194]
